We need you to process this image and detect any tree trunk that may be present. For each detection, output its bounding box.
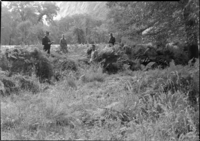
[9,35,12,45]
[182,0,199,59]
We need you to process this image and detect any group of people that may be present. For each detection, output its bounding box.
[42,31,116,55]
[42,31,68,54]
[88,33,116,63]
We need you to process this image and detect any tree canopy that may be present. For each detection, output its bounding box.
[1,1,199,54]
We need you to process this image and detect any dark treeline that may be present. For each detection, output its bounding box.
[1,1,199,58]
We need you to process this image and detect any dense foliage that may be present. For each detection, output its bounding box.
[106,1,199,59]
[1,2,108,45]
[2,1,199,56]
[106,1,199,44]
[0,1,199,140]
[0,45,199,140]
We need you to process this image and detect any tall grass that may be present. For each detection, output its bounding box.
[1,46,199,140]
[80,65,105,83]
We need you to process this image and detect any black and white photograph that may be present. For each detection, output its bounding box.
[1,1,199,140]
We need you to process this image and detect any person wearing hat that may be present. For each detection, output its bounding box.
[42,31,53,54]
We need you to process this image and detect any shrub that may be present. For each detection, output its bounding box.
[35,60,53,83]
[1,48,35,76]
[9,59,34,76]
[13,75,40,94]
[52,58,78,81]
[0,55,9,71]
[0,76,19,96]
[31,49,54,83]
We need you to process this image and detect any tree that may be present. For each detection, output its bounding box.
[28,23,45,44]
[106,1,199,54]
[1,5,19,45]
[8,2,59,25]
[73,28,85,44]
[36,2,60,25]
[2,2,60,45]
[55,13,107,44]
[17,20,32,44]
[180,0,199,59]
[8,2,37,22]
[1,6,13,45]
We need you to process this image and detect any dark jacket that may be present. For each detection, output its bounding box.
[42,36,51,49]
[109,36,116,45]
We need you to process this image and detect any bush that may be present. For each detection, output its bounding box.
[31,49,54,83]
[14,75,40,94]
[0,76,19,96]
[35,60,53,83]
[9,59,34,76]
[1,48,35,76]
[52,58,78,81]
[162,61,199,108]
[0,74,40,96]
[0,53,10,71]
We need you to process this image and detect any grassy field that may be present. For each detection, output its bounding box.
[1,44,199,140]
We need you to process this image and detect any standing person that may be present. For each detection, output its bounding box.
[60,34,68,53]
[108,33,116,46]
[89,44,98,63]
[42,31,53,54]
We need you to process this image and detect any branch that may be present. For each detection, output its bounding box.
[37,12,46,23]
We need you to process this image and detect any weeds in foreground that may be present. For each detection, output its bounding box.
[1,56,199,140]
[80,66,105,83]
